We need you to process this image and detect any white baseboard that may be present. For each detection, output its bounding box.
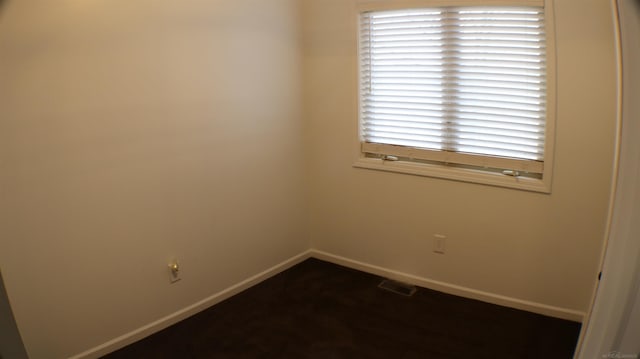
[70,250,313,359]
[310,249,585,322]
[72,247,585,358]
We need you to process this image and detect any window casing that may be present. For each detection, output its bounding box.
[355,1,555,193]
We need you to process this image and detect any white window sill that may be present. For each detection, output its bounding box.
[353,157,552,194]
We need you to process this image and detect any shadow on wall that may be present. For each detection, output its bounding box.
[0,272,28,359]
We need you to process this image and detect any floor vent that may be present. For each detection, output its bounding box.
[378,279,417,297]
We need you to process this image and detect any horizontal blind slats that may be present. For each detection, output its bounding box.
[361,6,546,165]
[366,113,446,124]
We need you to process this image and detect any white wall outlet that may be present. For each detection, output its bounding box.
[168,260,181,283]
[433,234,446,254]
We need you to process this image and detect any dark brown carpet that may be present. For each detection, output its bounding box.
[103,258,581,359]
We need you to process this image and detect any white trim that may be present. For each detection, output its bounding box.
[311,249,585,322]
[69,250,313,359]
[354,157,551,193]
[72,247,586,358]
[362,143,545,174]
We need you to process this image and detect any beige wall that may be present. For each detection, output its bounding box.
[301,0,617,314]
[0,1,304,358]
[0,0,619,357]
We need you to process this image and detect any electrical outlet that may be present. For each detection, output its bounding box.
[168,260,181,283]
[433,234,446,254]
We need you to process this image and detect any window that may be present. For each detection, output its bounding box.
[356,2,555,193]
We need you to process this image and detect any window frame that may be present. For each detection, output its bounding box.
[353,0,556,193]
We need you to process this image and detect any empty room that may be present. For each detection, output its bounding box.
[1,0,639,358]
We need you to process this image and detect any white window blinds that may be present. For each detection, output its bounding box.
[360,6,547,174]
